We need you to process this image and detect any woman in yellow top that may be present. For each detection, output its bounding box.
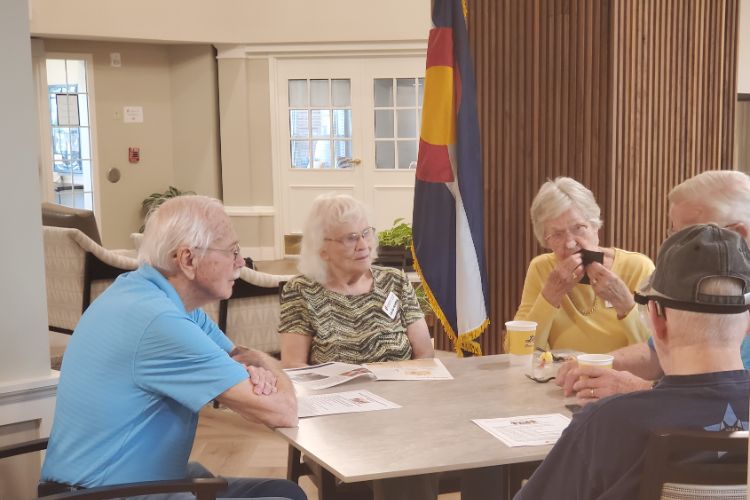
[515,177,654,353]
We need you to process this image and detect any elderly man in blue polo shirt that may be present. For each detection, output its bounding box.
[557,170,750,402]
[40,195,306,500]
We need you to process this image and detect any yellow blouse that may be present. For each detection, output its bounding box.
[514,248,655,353]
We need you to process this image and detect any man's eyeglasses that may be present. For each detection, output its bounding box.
[325,226,376,249]
[195,242,241,259]
[544,223,590,246]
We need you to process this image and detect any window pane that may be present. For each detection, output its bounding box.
[49,93,59,126]
[374,109,394,138]
[79,160,93,190]
[79,128,91,160]
[334,140,352,168]
[83,192,93,211]
[397,78,416,107]
[312,140,332,168]
[310,110,331,137]
[332,79,351,107]
[289,80,308,107]
[310,79,330,107]
[291,141,310,168]
[397,109,417,138]
[398,141,417,169]
[374,78,393,107]
[290,110,309,137]
[66,59,87,92]
[332,109,352,138]
[376,141,395,169]
[78,94,89,127]
[418,78,425,107]
[45,59,66,87]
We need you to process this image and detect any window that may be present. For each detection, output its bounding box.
[288,79,353,169]
[45,58,94,210]
[373,77,424,169]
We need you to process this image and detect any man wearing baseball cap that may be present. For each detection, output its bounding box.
[515,224,750,500]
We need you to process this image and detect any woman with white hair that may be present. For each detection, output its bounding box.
[515,177,654,353]
[279,193,434,368]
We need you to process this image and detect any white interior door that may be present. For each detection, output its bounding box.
[275,55,425,237]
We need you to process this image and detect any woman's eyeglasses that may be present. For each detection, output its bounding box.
[325,226,376,250]
[544,223,590,246]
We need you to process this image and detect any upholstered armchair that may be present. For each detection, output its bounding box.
[43,226,138,334]
[204,267,293,354]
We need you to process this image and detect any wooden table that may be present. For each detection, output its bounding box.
[277,354,574,499]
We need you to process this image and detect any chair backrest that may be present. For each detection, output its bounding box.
[42,203,102,245]
[203,269,293,354]
[639,428,748,500]
[43,226,138,334]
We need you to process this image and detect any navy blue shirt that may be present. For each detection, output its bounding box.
[515,370,750,500]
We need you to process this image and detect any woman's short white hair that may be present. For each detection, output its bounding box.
[668,170,750,228]
[299,193,375,284]
[530,177,603,245]
[138,195,225,275]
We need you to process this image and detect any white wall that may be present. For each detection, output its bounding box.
[29,0,430,45]
[740,0,750,94]
[0,0,51,382]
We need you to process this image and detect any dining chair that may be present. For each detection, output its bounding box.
[638,428,748,500]
[0,437,227,499]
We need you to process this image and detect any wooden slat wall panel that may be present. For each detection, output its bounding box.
[609,0,738,258]
[467,0,737,355]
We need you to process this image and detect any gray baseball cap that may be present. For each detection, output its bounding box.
[634,223,750,314]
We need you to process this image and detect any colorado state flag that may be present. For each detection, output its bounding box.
[412,0,489,355]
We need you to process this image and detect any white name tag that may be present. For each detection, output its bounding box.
[382,292,400,319]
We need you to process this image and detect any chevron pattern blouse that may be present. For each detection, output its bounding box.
[278,266,424,365]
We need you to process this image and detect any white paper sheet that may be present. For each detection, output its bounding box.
[473,413,571,447]
[285,362,374,390]
[298,390,401,418]
[362,358,453,380]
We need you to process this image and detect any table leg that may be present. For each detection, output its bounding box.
[461,465,506,500]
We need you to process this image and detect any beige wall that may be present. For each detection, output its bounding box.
[169,45,222,199]
[1,0,50,383]
[30,0,430,45]
[0,1,53,495]
[40,39,221,248]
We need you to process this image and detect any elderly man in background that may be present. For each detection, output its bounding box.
[41,195,305,500]
[558,170,750,402]
[516,224,750,499]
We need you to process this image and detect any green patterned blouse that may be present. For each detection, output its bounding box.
[278,266,424,365]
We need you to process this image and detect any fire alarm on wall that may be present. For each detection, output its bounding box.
[128,147,140,163]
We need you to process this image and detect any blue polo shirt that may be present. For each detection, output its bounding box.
[42,265,248,487]
[647,335,750,369]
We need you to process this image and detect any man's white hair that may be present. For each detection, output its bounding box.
[530,177,603,246]
[299,193,375,284]
[665,277,750,347]
[138,195,225,276]
[669,170,750,228]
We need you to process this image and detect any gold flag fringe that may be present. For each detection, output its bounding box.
[411,245,489,356]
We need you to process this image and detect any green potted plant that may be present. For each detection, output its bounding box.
[376,218,414,271]
[139,186,195,232]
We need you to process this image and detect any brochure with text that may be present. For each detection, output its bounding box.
[285,358,453,391]
[298,390,401,418]
[284,362,373,390]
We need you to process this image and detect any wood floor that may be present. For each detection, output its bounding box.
[190,406,460,500]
